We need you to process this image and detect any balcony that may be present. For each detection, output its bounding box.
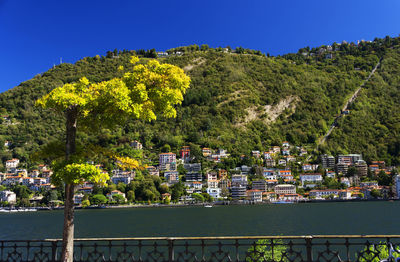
[1,235,400,261]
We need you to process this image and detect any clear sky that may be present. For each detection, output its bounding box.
[0,0,399,93]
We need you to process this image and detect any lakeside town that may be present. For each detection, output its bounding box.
[0,140,399,210]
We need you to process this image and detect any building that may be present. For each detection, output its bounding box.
[207,188,221,199]
[159,153,176,171]
[207,172,219,189]
[252,151,261,158]
[246,190,263,202]
[130,140,143,149]
[219,178,231,190]
[180,146,190,163]
[0,190,16,204]
[265,159,276,167]
[5,159,19,170]
[73,193,85,205]
[321,154,335,169]
[185,181,203,194]
[299,173,323,187]
[146,166,159,176]
[252,180,267,192]
[231,185,247,200]
[274,184,296,195]
[186,172,202,182]
[111,174,133,185]
[231,174,248,187]
[355,160,368,177]
[202,148,212,157]
[336,162,350,175]
[184,163,201,173]
[338,154,362,165]
[164,171,179,184]
[309,189,339,198]
[107,190,127,202]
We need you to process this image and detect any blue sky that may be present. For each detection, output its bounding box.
[0,0,399,93]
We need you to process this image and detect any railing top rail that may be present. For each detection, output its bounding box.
[2,235,400,242]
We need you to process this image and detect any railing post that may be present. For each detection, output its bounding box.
[305,236,313,262]
[51,240,58,262]
[168,239,174,262]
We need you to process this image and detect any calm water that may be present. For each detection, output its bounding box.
[0,201,398,240]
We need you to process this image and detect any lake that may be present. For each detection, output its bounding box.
[0,201,398,240]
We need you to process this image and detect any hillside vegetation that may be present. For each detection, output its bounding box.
[0,36,399,168]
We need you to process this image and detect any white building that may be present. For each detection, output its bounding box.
[299,173,323,187]
[5,159,19,170]
[309,189,339,199]
[207,188,221,199]
[0,190,16,204]
[274,184,296,195]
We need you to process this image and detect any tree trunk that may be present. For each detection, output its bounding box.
[61,107,78,262]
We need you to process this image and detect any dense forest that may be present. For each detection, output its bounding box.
[0,36,399,169]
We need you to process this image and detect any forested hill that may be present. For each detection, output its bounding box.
[0,36,400,169]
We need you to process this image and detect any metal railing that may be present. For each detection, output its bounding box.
[1,235,400,261]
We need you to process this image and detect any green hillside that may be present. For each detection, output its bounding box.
[0,36,399,168]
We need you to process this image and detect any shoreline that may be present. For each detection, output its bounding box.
[1,198,398,213]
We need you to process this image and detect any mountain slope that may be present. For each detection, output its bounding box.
[0,37,398,167]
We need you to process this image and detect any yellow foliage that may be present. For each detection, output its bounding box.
[115,156,140,170]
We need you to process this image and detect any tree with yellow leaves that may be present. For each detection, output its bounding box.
[36,56,190,262]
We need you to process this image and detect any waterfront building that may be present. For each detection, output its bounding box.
[186,172,202,182]
[185,181,202,194]
[274,184,296,195]
[107,190,127,202]
[246,189,263,202]
[207,187,221,199]
[263,192,277,201]
[0,190,16,204]
[73,193,85,205]
[299,173,323,187]
[309,189,339,198]
[219,178,231,190]
[266,179,278,191]
[231,185,247,200]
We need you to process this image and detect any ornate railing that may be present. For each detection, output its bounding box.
[1,235,400,261]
